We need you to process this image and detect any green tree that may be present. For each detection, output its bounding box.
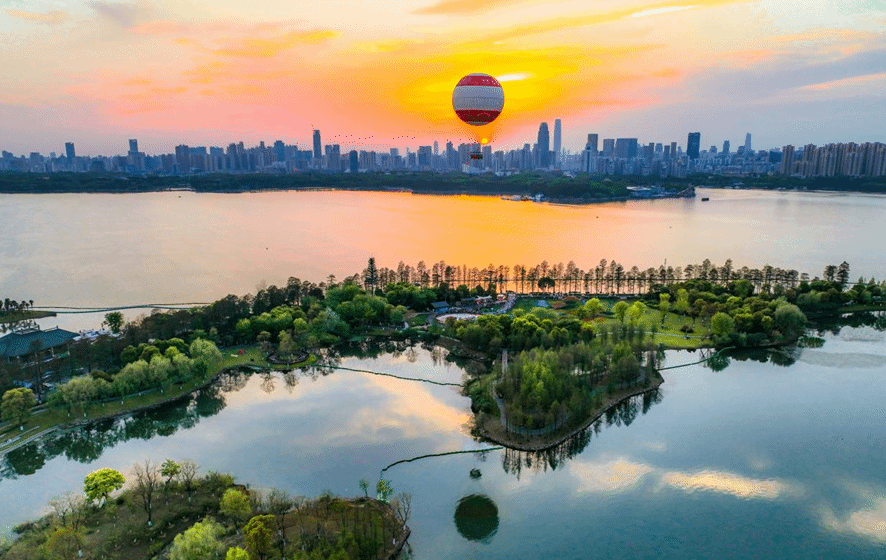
[220,488,252,525]
[612,301,629,323]
[363,257,379,292]
[579,298,602,319]
[43,527,83,560]
[711,312,736,337]
[225,548,250,560]
[673,288,690,315]
[102,311,124,334]
[1,387,36,429]
[189,339,222,367]
[376,479,394,502]
[83,468,125,505]
[538,277,555,292]
[359,479,369,497]
[161,459,181,490]
[627,301,647,325]
[244,515,275,560]
[659,294,671,325]
[169,519,224,560]
[774,303,806,338]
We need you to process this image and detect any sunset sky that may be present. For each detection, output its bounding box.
[1,0,884,155]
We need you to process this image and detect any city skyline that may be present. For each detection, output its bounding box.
[1,0,884,154]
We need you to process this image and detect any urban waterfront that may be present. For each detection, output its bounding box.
[1,189,885,557]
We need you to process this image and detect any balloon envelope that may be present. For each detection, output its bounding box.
[452,73,504,126]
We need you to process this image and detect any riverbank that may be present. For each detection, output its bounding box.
[0,310,55,324]
[0,345,313,458]
[474,369,665,452]
[2,469,410,560]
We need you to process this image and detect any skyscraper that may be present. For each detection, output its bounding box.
[586,134,599,154]
[313,130,321,159]
[670,142,677,158]
[614,138,638,159]
[274,140,286,163]
[433,141,439,156]
[65,142,75,160]
[687,132,701,159]
[722,140,730,156]
[744,133,752,153]
[349,150,359,173]
[553,119,562,167]
[129,139,138,153]
[537,122,550,168]
[602,138,615,157]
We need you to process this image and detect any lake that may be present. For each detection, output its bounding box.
[1,188,886,557]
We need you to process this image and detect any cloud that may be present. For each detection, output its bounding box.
[628,5,696,18]
[820,498,886,543]
[661,469,797,500]
[4,9,69,24]
[571,458,655,493]
[798,72,886,92]
[414,0,535,15]
[211,30,338,58]
[89,0,155,28]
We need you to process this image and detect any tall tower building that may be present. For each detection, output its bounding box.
[65,142,75,160]
[687,132,701,159]
[312,130,322,159]
[586,134,599,154]
[744,133,752,153]
[433,141,439,156]
[602,138,615,157]
[722,140,730,156]
[128,139,138,153]
[670,142,677,158]
[537,122,550,168]
[553,119,562,167]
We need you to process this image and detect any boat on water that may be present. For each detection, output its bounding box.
[701,197,710,201]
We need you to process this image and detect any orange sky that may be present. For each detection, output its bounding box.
[1,0,884,154]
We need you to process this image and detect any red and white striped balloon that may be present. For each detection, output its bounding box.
[452,73,504,126]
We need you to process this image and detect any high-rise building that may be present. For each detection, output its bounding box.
[687,132,701,159]
[670,142,677,158]
[614,138,638,159]
[175,144,190,174]
[349,150,359,173]
[313,130,322,159]
[65,142,75,160]
[274,140,286,163]
[586,134,599,154]
[781,145,795,175]
[433,141,439,156]
[602,138,615,157]
[129,139,138,153]
[744,133,752,153]
[553,119,562,167]
[537,122,550,168]
[722,140,730,156]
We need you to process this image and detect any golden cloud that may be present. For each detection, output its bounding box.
[820,498,886,543]
[571,458,655,493]
[661,470,794,500]
[212,30,339,58]
[4,9,69,24]
[414,0,537,15]
[799,72,886,92]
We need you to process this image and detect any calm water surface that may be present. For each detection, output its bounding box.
[1,335,885,558]
[2,189,886,557]
[3,189,886,313]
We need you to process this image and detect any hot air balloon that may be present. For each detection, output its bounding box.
[452,73,504,160]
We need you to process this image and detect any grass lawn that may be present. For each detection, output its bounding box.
[406,313,429,327]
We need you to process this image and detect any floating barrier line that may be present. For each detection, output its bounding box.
[321,365,462,387]
[381,447,504,473]
[657,346,735,370]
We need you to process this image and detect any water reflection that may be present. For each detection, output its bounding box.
[0,386,227,479]
[454,494,499,543]
[500,389,663,479]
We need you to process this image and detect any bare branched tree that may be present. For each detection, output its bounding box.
[132,460,161,526]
